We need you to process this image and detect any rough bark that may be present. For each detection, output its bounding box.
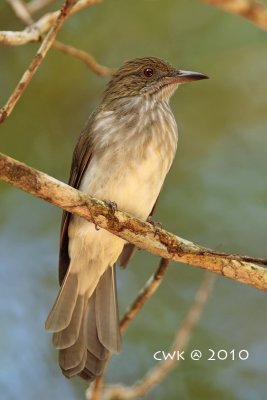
[1,152,267,292]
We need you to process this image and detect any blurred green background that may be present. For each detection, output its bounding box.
[1,0,267,399]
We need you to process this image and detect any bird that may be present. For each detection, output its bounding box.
[45,57,208,382]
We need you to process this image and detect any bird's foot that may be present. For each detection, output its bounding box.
[104,199,118,214]
[147,216,163,237]
[91,216,100,231]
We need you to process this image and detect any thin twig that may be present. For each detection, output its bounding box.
[200,0,267,30]
[90,274,215,399]
[4,0,110,121]
[1,152,267,291]
[90,375,104,400]
[3,0,267,46]
[6,1,113,77]
[6,0,34,25]
[52,40,114,76]
[26,0,56,14]
[0,0,78,124]
[132,274,215,397]
[120,258,170,333]
[0,0,102,46]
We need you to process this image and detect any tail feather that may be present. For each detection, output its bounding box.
[53,295,84,349]
[78,368,95,382]
[46,265,121,382]
[85,292,110,360]
[59,315,85,371]
[85,350,108,376]
[61,349,87,379]
[95,266,121,353]
[45,270,79,332]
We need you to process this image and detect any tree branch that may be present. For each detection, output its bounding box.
[120,258,170,333]
[2,1,265,397]
[6,0,34,25]
[0,0,102,46]
[90,375,104,400]
[1,0,111,124]
[200,0,267,30]
[1,152,267,291]
[26,0,56,14]
[0,0,80,124]
[6,0,113,88]
[52,40,114,76]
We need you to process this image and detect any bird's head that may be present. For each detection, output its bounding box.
[102,57,208,106]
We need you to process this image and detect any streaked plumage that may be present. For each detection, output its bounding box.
[45,57,208,381]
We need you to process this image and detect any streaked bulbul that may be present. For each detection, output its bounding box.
[45,57,208,381]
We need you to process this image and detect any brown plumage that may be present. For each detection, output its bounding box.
[45,57,208,381]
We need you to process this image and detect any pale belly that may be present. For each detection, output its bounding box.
[68,144,171,274]
[79,145,169,220]
[67,99,177,287]
[70,98,178,238]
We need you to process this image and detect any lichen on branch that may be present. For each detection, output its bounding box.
[0,152,267,292]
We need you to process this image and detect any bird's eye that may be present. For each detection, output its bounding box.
[144,67,154,77]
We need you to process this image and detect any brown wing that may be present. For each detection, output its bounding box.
[59,116,95,284]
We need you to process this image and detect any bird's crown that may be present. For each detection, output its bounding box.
[103,57,177,104]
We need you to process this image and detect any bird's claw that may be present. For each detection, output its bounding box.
[104,199,118,214]
[147,216,163,237]
[91,215,100,231]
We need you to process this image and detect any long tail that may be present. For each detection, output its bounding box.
[45,265,121,381]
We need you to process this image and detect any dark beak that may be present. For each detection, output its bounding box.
[167,70,209,84]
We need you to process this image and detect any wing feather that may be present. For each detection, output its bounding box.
[59,114,96,284]
[59,114,160,278]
